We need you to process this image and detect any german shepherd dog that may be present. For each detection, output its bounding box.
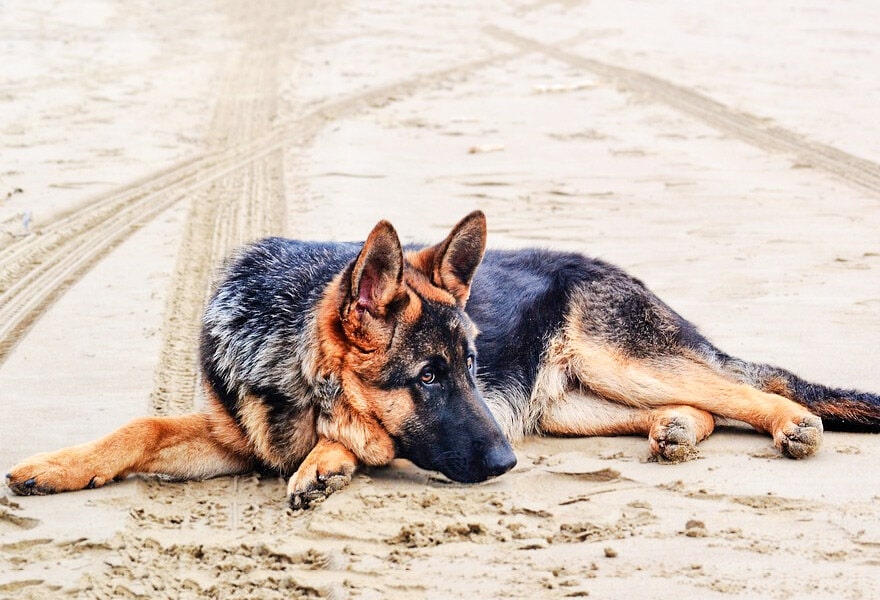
[7,212,880,508]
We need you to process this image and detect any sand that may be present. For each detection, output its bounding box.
[2,0,880,598]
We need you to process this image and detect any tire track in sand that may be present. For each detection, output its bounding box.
[0,14,522,412]
[486,27,880,197]
[0,138,299,364]
[149,0,291,416]
[0,52,520,369]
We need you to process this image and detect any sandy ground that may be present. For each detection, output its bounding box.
[2,0,880,598]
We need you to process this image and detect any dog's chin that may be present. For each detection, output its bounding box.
[403,453,489,484]
[434,458,499,484]
[438,468,489,484]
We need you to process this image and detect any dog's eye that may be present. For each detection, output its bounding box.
[420,367,436,385]
[466,355,475,373]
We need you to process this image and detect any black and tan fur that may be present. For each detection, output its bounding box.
[7,212,880,508]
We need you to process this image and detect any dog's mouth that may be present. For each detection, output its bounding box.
[414,441,517,484]
[393,396,518,484]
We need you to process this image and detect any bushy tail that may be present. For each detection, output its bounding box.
[712,351,880,433]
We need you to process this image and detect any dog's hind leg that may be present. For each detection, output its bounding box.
[561,338,823,458]
[6,404,252,496]
[538,388,715,462]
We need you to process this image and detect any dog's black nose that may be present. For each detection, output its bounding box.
[483,442,517,478]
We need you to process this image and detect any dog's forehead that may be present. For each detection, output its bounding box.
[401,300,474,357]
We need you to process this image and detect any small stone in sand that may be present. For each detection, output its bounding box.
[684,519,708,537]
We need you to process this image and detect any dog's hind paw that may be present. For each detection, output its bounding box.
[774,414,823,459]
[649,416,700,464]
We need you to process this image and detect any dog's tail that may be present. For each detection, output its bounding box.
[708,350,880,432]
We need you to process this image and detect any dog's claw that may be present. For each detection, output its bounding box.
[289,488,325,511]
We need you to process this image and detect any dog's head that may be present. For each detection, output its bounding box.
[318,211,516,483]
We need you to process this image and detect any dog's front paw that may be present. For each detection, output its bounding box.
[774,414,823,459]
[6,469,57,496]
[6,448,109,496]
[287,438,357,510]
[287,471,352,510]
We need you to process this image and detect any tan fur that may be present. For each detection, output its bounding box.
[403,257,458,305]
[7,408,251,494]
[236,393,285,467]
[538,388,716,462]
[362,387,416,437]
[202,382,254,457]
[316,399,396,467]
[539,388,657,437]
[567,338,809,433]
[304,232,410,473]
[400,288,424,324]
[653,405,716,443]
[541,312,821,455]
[306,236,440,469]
[762,375,793,397]
[404,248,435,279]
[237,393,318,472]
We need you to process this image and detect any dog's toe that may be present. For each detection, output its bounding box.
[319,473,350,494]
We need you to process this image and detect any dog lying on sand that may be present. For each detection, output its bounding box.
[7,211,879,508]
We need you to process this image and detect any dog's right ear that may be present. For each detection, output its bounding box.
[341,220,407,347]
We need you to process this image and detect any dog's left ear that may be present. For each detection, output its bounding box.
[411,211,487,307]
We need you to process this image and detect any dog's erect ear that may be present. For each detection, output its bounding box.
[348,220,406,321]
[411,211,487,307]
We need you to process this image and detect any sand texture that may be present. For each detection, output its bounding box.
[2,1,879,598]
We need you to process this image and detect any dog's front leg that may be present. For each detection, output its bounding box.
[288,401,398,509]
[7,412,250,495]
[287,436,358,510]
